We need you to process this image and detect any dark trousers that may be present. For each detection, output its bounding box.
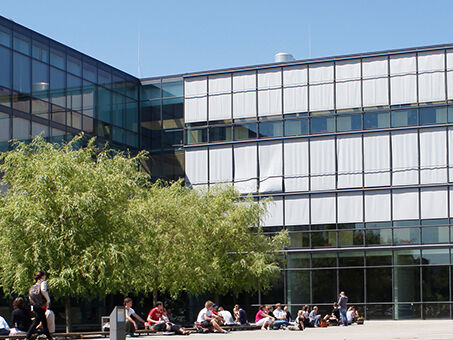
[27,306,51,340]
[0,329,9,336]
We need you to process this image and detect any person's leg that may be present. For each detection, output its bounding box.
[340,309,347,326]
[210,319,225,333]
[0,329,9,336]
[32,307,52,340]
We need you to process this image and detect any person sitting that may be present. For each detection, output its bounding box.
[233,305,240,323]
[346,306,357,325]
[272,303,290,329]
[196,300,228,333]
[283,306,292,322]
[309,306,321,328]
[295,309,306,331]
[10,297,32,335]
[217,307,235,325]
[211,305,225,326]
[161,309,191,335]
[124,297,147,337]
[147,301,166,332]
[234,305,248,325]
[323,302,340,326]
[254,305,274,330]
[0,315,9,336]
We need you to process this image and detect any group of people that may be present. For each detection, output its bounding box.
[195,301,249,333]
[0,271,55,340]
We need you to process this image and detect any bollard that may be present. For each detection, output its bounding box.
[109,306,126,340]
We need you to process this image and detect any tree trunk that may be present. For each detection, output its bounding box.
[214,293,220,306]
[65,295,72,333]
[152,290,158,307]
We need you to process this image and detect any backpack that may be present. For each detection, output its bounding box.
[29,281,45,306]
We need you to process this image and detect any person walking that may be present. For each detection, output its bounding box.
[26,271,52,340]
[338,291,348,326]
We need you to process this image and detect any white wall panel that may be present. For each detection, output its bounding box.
[208,94,231,121]
[262,197,283,227]
[336,80,361,109]
[209,146,232,183]
[363,78,389,107]
[338,192,363,223]
[309,63,334,84]
[259,142,283,192]
[390,75,417,105]
[392,130,419,185]
[185,148,208,185]
[208,74,231,94]
[364,133,390,187]
[365,190,391,222]
[420,128,447,184]
[448,71,453,100]
[421,187,448,219]
[285,195,309,225]
[258,89,282,116]
[284,139,309,192]
[311,194,336,224]
[309,83,334,112]
[418,72,446,103]
[185,96,207,123]
[310,137,336,190]
[392,189,419,221]
[362,57,388,78]
[418,51,445,73]
[337,135,363,188]
[335,60,361,81]
[283,86,308,114]
[258,68,281,89]
[234,144,257,193]
[390,54,416,75]
[233,71,256,92]
[283,66,308,86]
[233,91,256,118]
[448,128,453,181]
[184,77,208,97]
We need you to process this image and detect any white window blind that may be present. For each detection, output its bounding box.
[392,189,420,221]
[258,88,282,116]
[262,197,283,227]
[421,187,448,219]
[365,190,391,222]
[390,75,417,105]
[285,195,310,225]
[336,80,361,110]
[449,128,453,182]
[208,94,231,121]
[391,130,419,185]
[283,86,308,114]
[419,128,447,184]
[309,63,334,84]
[390,54,416,75]
[362,57,388,79]
[450,187,453,217]
[363,78,389,107]
[364,133,390,187]
[337,135,363,188]
[185,96,207,123]
[184,77,208,97]
[233,71,256,92]
[335,60,361,81]
[447,50,453,71]
[234,144,257,193]
[208,74,231,94]
[185,148,208,185]
[309,83,334,112]
[337,192,363,223]
[448,71,453,100]
[418,51,445,73]
[311,194,336,224]
[310,137,336,190]
[284,139,309,192]
[233,91,256,118]
[209,146,233,184]
[418,72,446,103]
[258,68,282,89]
[283,65,308,87]
[259,142,283,193]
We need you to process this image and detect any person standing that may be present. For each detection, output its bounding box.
[338,291,348,326]
[26,271,52,340]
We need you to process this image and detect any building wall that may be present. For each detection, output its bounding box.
[183,48,453,319]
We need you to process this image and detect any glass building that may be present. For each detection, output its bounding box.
[2,14,453,320]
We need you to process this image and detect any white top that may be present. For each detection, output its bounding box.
[126,307,136,317]
[197,308,212,322]
[346,310,354,323]
[273,308,286,319]
[0,316,9,330]
[218,310,235,325]
[46,309,55,333]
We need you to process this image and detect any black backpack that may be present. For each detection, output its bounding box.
[29,281,45,306]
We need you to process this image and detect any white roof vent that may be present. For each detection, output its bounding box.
[274,52,295,63]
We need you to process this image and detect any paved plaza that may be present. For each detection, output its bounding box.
[134,320,453,340]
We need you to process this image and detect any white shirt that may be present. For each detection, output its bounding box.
[273,308,286,319]
[126,307,136,317]
[218,310,235,325]
[0,316,9,330]
[197,308,211,322]
[346,310,353,323]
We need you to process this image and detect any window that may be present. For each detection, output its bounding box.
[364,111,389,129]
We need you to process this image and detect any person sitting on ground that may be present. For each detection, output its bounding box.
[284,306,292,322]
[124,297,146,337]
[346,306,357,325]
[211,304,225,326]
[309,306,321,328]
[0,315,10,336]
[196,300,228,333]
[233,305,240,323]
[254,305,274,330]
[323,302,340,326]
[295,309,306,331]
[234,305,248,325]
[10,297,32,335]
[272,303,290,329]
[353,307,360,322]
[217,307,235,325]
[161,309,191,335]
[147,301,166,332]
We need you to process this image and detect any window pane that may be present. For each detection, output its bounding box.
[311,230,336,247]
[67,54,82,76]
[312,252,336,267]
[366,250,392,266]
[339,251,364,267]
[339,268,364,302]
[0,46,11,89]
[288,232,310,249]
[50,47,65,70]
[50,67,66,110]
[366,304,393,320]
[162,98,183,129]
[419,106,447,125]
[391,109,418,127]
[422,226,449,244]
[186,128,207,144]
[364,111,389,129]
[12,117,29,140]
[422,249,450,265]
[98,67,111,87]
[13,33,30,55]
[312,269,337,303]
[161,80,183,98]
[338,230,364,247]
[394,249,420,265]
[32,60,49,100]
[337,114,362,132]
[97,87,111,123]
[287,270,310,305]
[284,118,308,136]
[287,253,310,269]
[311,115,335,134]
[233,123,258,140]
[366,268,392,302]
[366,229,392,245]
[162,130,183,148]
[0,25,11,47]
[209,126,232,142]
[83,62,97,83]
[32,40,49,62]
[259,120,283,137]
[395,304,420,320]
[394,267,420,303]
[142,83,161,100]
[423,303,450,319]
[13,52,30,94]
[394,227,420,245]
[422,266,449,301]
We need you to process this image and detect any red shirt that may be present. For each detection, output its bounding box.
[148,307,162,322]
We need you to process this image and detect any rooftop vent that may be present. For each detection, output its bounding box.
[274,52,295,63]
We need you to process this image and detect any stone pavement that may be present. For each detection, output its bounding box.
[133,320,453,340]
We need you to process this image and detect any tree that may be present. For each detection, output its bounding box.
[0,136,147,331]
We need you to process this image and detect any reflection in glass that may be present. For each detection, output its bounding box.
[338,230,364,246]
[162,98,184,129]
[142,83,161,100]
[339,269,364,302]
[186,128,207,144]
[421,226,449,244]
[287,270,310,305]
[13,52,30,94]
[364,111,389,129]
[98,68,111,87]
[365,304,393,320]
[288,232,310,249]
[12,117,30,140]
[365,229,392,245]
[259,120,283,137]
[161,81,183,98]
[311,116,335,134]
[419,106,447,125]
[422,266,449,301]
[13,32,30,55]
[312,252,336,268]
[67,54,82,76]
[50,47,65,70]
[311,230,336,247]
[395,304,420,320]
[421,249,450,265]
[97,87,111,123]
[394,228,420,245]
[339,251,364,267]
[391,109,417,127]
[394,249,420,265]
[423,303,449,319]
[366,268,392,302]
[284,118,308,136]
[287,253,310,269]
[0,25,11,47]
[0,46,11,89]
[32,40,49,63]
[209,126,232,142]
[366,250,392,266]
[163,130,183,148]
[234,123,258,140]
[337,114,361,132]
[312,269,337,303]
[83,62,97,83]
[394,267,420,306]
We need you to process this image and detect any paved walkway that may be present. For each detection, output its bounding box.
[133,320,453,340]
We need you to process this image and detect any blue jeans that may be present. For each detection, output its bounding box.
[339,308,347,326]
[273,320,289,329]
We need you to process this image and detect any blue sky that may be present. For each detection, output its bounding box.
[3,0,453,78]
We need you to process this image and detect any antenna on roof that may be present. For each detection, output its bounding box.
[137,30,141,78]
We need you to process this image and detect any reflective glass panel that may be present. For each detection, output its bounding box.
[209,126,232,142]
[50,47,65,70]
[312,252,337,268]
[284,118,308,136]
[419,106,447,125]
[423,303,449,319]
[421,226,449,244]
[234,123,258,140]
[312,269,337,303]
[13,52,30,94]
[287,253,310,269]
[421,249,450,265]
[339,268,364,302]
[339,251,364,267]
[288,232,310,249]
[0,26,11,47]
[163,130,183,148]
[394,267,420,303]
[186,128,207,144]
[394,249,420,266]
[161,81,183,98]
[67,54,82,76]
[311,230,336,247]
[366,250,392,266]
[83,62,97,83]
[287,270,310,305]
[0,46,11,89]
[394,228,420,245]
[311,116,335,134]
[98,68,111,87]
[395,304,421,320]
[32,40,49,62]
[366,268,392,302]
[366,304,393,320]
[162,98,184,129]
[12,117,29,140]
[142,83,161,100]
[32,60,49,101]
[259,120,283,137]
[391,109,418,127]
[364,111,389,129]
[337,114,362,132]
[338,230,364,246]
[97,87,111,123]
[13,32,30,55]
[365,229,392,245]
[422,266,449,301]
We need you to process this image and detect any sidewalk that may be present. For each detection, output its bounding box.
[133,320,453,340]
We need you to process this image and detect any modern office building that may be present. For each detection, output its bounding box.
[1,15,453,320]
